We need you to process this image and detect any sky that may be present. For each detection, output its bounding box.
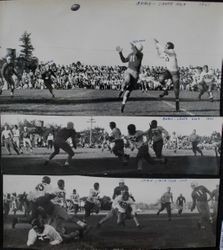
[0,0,223,68]
[3,175,219,204]
[1,114,223,136]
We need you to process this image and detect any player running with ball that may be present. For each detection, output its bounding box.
[116,42,143,113]
[154,39,180,111]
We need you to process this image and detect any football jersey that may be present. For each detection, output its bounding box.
[12,128,20,137]
[27,224,62,246]
[189,134,200,143]
[127,130,145,149]
[126,51,143,73]
[2,130,12,139]
[55,128,76,142]
[33,183,54,199]
[112,195,134,213]
[156,43,178,72]
[200,71,216,84]
[113,185,129,199]
[191,185,210,202]
[161,192,173,203]
[52,187,66,208]
[110,128,122,141]
[2,63,16,78]
[70,193,80,204]
[147,126,168,142]
[87,188,100,204]
[177,196,186,206]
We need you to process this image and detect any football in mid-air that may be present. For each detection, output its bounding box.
[71,3,80,11]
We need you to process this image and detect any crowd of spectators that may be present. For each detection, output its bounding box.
[7,61,221,92]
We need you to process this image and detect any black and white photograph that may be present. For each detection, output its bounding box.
[0,0,222,116]
[3,175,220,249]
[1,114,222,176]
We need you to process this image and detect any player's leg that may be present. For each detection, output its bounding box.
[45,143,60,165]
[97,209,115,227]
[84,201,94,219]
[11,139,20,155]
[59,141,75,166]
[8,77,15,97]
[136,145,153,170]
[207,84,214,102]
[166,202,172,221]
[119,71,131,98]
[153,140,163,159]
[157,203,165,215]
[192,142,197,156]
[171,72,180,111]
[121,90,131,113]
[158,71,170,98]
[113,139,128,163]
[195,143,203,156]
[44,81,55,98]
[5,139,12,155]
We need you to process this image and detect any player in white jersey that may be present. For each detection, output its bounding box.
[70,189,80,214]
[27,218,63,247]
[97,191,141,228]
[1,124,20,155]
[125,124,153,171]
[154,39,180,111]
[109,121,129,164]
[52,179,67,209]
[84,183,100,219]
[198,65,217,102]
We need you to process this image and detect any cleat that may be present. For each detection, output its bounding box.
[159,90,168,98]
[118,91,123,98]
[121,104,125,113]
[137,224,142,230]
[12,217,18,229]
[44,160,49,166]
[64,161,70,167]
[175,99,180,112]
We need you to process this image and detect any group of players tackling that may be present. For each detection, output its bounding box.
[1,39,218,112]
[8,177,218,247]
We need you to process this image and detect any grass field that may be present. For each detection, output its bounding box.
[1,147,220,176]
[0,89,220,116]
[3,213,217,249]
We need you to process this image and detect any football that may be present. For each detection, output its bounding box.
[71,3,80,11]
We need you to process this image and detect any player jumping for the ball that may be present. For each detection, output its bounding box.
[44,122,77,166]
[154,39,180,111]
[116,42,143,113]
[41,64,56,98]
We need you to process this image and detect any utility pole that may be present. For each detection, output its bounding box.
[87,117,96,146]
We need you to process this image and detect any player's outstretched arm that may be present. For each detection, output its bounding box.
[116,46,129,63]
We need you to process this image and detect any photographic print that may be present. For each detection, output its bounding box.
[1,114,222,176]
[0,0,222,115]
[3,175,220,249]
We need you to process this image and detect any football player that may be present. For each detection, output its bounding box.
[189,129,203,156]
[157,187,174,221]
[84,183,100,219]
[190,181,212,230]
[116,42,143,113]
[154,39,180,111]
[45,122,77,166]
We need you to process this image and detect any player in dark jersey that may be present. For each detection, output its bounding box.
[1,56,20,97]
[112,179,129,200]
[44,122,77,166]
[116,42,143,113]
[190,182,212,230]
[146,120,169,159]
[176,194,186,215]
[157,187,173,221]
[210,184,219,223]
[189,129,203,156]
[41,64,56,98]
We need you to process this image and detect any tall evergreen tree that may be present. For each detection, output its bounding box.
[19,31,34,60]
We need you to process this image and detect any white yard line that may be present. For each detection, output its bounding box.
[162,100,195,116]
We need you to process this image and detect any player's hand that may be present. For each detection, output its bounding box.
[116,46,123,53]
[154,38,159,43]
